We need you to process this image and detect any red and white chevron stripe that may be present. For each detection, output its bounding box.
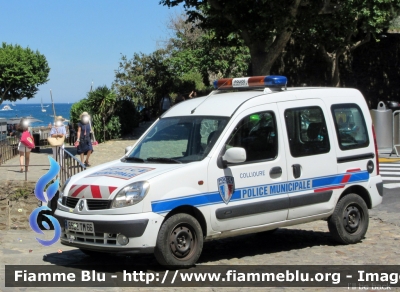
[68,185,118,199]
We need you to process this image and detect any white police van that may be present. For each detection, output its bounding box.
[55,76,383,266]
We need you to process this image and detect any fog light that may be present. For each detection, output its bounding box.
[116,234,129,245]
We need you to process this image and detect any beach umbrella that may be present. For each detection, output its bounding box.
[6,116,42,125]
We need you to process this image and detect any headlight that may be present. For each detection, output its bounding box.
[112,181,150,208]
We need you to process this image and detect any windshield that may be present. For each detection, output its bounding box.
[126,116,229,163]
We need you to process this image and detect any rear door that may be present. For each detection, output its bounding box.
[277,99,338,220]
[208,104,289,232]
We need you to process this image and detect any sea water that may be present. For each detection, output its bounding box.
[0,103,73,127]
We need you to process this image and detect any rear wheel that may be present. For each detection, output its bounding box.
[328,193,369,244]
[154,213,203,267]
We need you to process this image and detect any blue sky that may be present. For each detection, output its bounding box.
[1,1,182,104]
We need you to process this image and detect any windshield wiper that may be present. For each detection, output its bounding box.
[147,157,182,164]
[123,157,145,163]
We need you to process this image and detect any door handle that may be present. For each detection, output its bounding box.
[292,164,301,178]
[269,167,282,179]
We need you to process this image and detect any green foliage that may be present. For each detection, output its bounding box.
[161,0,304,75]
[70,86,137,143]
[167,28,250,86]
[293,0,399,85]
[161,0,399,80]
[10,188,31,201]
[389,16,400,31]
[114,99,139,135]
[105,115,122,140]
[0,42,50,105]
[297,0,397,51]
[70,99,90,125]
[113,13,250,110]
[114,50,174,110]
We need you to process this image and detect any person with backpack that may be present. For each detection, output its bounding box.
[18,118,35,172]
[76,111,93,167]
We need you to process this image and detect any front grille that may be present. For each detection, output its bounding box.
[87,199,111,210]
[62,197,79,208]
[61,197,110,210]
[63,231,118,245]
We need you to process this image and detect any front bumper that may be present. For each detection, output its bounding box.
[54,209,164,252]
[54,215,149,238]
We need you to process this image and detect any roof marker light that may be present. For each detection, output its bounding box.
[213,75,287,90]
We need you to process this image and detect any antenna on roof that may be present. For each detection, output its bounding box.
[190,79,230,114]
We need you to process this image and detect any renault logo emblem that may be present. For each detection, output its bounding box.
[78,200,85,211]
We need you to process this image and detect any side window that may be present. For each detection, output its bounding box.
[225,112,278,162]
[331,104,369,150]
[200,119,220,147]
[285,106,330,157]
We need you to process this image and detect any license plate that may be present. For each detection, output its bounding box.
[65,220,95,233]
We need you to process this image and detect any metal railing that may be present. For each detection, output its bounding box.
[0,142,86,184]
[54,146,86,186]
[0,136,19,164]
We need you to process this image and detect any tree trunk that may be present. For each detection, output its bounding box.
[329,54,340,87]
[249,48,272,76]
[208,0,302,77]
[319,33,371,87]
[320,46,345,87]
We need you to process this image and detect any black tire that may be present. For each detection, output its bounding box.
[154,213,203,267]
[328,193,369,244]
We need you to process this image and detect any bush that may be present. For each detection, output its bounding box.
[70,87,140,143]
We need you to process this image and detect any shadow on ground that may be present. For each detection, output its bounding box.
[42,227,340,272]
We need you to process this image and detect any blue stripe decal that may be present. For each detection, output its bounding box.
[151,171,369,214]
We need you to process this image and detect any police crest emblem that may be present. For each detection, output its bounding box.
[217,176,235,204]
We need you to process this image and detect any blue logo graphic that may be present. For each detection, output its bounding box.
[29,156,61,246]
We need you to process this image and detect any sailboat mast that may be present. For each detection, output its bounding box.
[50,90,57,123]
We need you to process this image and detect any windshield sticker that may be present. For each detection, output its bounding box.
[86,166,155,180]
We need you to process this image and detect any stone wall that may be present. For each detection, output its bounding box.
[0,181,39,230]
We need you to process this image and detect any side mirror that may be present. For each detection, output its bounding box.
[125,146,133,154]
[222,147,246,164]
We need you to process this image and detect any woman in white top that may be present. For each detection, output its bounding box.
[50,116,67,161]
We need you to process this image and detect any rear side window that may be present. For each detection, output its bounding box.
[331,104,369,150]
[285,107,330,157]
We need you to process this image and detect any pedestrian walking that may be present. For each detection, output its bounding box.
[76,112,93,167]
[50,116,66,162]
[17,118,35,172]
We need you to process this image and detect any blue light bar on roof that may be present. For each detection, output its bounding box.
[213,75,287,89]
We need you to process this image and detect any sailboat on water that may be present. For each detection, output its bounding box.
[41,98,46,112]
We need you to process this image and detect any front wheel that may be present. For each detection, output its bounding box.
[328,193,369,244]
[154,213,203,267]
